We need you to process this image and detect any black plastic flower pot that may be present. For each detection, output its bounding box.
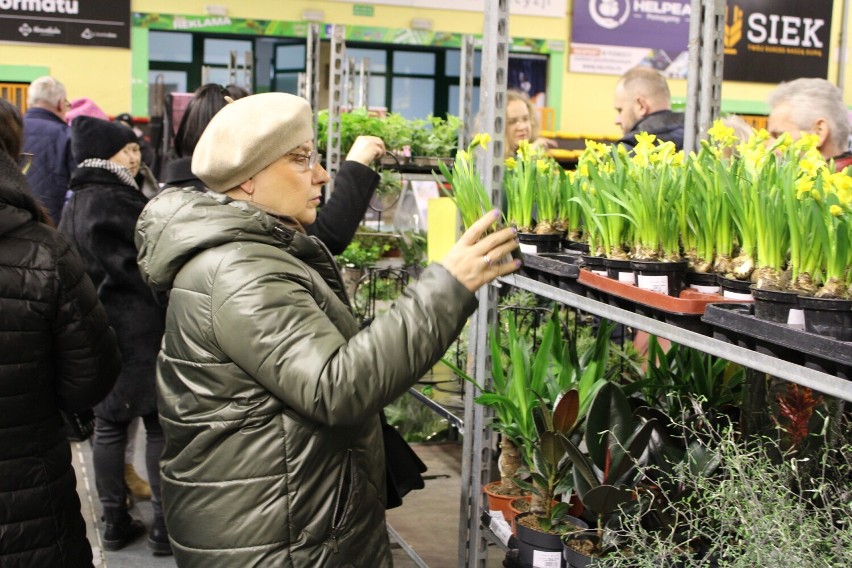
[718,275,754,301]
[686,270,721,294]
[562,530,599,568]
[515,512,585,568]
[580,254,607,276]
[561,238,590,254]
[518,232,562,254]
[751,287,803,326]
[800,295,852,341]
[630,259,688,297]
[603,258,634,285]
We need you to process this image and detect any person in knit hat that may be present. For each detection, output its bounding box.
[59,116,172,556]
[135,92,520,566]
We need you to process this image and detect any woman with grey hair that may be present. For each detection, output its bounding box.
[767,77,852,170]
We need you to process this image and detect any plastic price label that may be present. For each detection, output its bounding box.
[519,243,538,254]
[532,549,562,567]
[488,515,512,547]
[637,274,669,295]
[723,290,753,300]
[787,308,805,328]
[690,284,721,294]
[618,271,635,285]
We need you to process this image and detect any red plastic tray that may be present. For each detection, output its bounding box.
[578,269,752,315]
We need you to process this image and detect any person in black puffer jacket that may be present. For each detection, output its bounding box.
[614,66,685,151]
[0,99,121,568]
[59,116,171,556]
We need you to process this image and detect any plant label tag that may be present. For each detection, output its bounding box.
[787,308,805,328]
[592,270,607,277]
[519,243,538,254]
[488,515,512,546]
[723,290,753,300]
[690,284,721,294]
[532,549,562,567]
[637,274,669,295]
[617,271,635,285]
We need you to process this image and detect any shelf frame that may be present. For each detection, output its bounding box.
[499,273,852,402]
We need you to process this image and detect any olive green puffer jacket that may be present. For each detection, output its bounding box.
[135,187,477,567]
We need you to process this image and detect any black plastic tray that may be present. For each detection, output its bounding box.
[703,303,852,376]
[519,253,583,295]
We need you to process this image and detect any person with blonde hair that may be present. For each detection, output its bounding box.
[613,66,685,150]
[767,77,852,171]
[22,76,76,223]
[504,89,555,158]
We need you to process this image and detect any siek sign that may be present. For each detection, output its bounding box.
[723,0,832,83]
[0,0,130,48]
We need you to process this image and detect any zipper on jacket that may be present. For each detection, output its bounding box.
[272,225,294,246]
[328,449,354,553]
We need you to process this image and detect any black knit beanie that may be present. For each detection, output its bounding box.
[71,116,137,162]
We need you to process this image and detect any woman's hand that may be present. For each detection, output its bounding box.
[345,135,386,166]
[440,210,521,292]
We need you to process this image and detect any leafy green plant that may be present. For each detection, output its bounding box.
[437,133,495,230]
[563,382,659,551]
[336,240,387,269]
[379,112,414,154]
[639,335,744,423]
[606,424,852,567]
[411,114,462,157]
[513,390,583,531]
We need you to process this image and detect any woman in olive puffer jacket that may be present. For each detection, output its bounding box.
[0,99,121,568]
[135,92,520,567]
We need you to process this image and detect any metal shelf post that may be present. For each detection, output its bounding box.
[458,2,509,567]
[326,24,346,196]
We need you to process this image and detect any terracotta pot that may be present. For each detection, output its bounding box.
[507,495,530,535]
[483,480,524,520]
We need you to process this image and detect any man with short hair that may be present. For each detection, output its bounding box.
[22,76,76,223]
[767,77,852,171]
[614,66,685,150]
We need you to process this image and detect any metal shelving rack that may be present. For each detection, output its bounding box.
[455,2,852,567]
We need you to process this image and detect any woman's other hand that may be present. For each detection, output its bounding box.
[345,135,386,166]
[441,210,520,292]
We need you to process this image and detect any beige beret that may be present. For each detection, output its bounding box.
[191,92,313,192]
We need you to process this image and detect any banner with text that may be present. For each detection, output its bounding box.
[326,0,566,18]
[0,0,130,48]
[570,0,692,78]
[723,0,832,83]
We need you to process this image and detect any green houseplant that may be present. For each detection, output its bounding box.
[562,382,659,561]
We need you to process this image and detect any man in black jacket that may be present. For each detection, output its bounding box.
[614,66,685,151]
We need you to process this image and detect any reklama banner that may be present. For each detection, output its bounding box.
[0,0,130,48]
[723,0,832,83]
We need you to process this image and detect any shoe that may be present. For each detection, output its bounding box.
[148,516,173,556]
[124,463,152,500]
[102,513,145,551]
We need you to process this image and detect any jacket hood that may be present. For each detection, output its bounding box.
[0,151,46,236]
[136,186,309,291]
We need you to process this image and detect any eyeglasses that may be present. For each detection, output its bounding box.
[19,152,34,175]
[286,150,323,172]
